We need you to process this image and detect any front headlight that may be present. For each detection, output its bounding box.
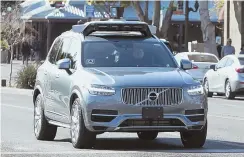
[87,84,115,96]
[187,85,204,96]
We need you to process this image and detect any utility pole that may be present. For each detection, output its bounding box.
[184,0,199,52]
[184,1,189,51]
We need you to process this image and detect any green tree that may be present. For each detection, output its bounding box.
[1,1,37,86]
[87,0,149,22]
[199,1,218,57]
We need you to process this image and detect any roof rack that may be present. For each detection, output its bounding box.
[72,20,156,37]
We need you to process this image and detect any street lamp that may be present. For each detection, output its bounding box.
[7,7,12,12]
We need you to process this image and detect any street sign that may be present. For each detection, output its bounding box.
[84,4,95,18]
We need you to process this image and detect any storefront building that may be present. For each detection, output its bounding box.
[20,0,221,58]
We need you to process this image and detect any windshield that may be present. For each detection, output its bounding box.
[82,41,178,68]
[239,58,244,65]
[187,54,218,63]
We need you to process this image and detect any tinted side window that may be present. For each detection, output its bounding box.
[216,57,228,69]
[225,59,234,67]
[48,38,62,64]
[56,37,71,63]
[67,38,80,69]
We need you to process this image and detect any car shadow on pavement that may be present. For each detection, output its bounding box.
[54,137,244,153]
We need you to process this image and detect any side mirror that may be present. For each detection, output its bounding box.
[210,64,216,71]
[57,58,70,70]
[180,59,192,70]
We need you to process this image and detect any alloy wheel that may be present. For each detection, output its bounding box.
[71,103,80,144]
[225,82,231,98]
[34,97,42,136]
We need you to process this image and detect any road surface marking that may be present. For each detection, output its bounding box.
[209,103,244,109]
[209,114,244,121]
[1,104,32,112]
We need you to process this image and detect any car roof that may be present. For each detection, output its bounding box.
[83,35,159,42]
[225,54,244,59]
[160,38,169,43]
[179,52,218,57]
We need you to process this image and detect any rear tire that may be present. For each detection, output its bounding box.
[180,121,207,148]
[225,80,236,99]
[203,79,213,97]
[137,131,158,140]
[34,94,57,141]
[70,98,96,149]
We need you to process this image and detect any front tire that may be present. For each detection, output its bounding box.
[225,80,236,99]
[34,94,57,141]
[180,121,207,148]
[70,98,96,149]
[204,79,213,97]
[137,131,158,140]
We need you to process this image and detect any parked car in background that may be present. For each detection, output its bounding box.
[203,54,244,99]
[174,52,219,84]
[160,39,174,54]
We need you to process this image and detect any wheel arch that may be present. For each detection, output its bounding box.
[69,86,85,112]
[33,85,44,105]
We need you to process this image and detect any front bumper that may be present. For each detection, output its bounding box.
[81,89,208,132]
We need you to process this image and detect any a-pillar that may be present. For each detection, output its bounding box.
[46,21,52,58]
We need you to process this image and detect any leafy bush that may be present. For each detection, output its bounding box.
[16,64,38,89]
[0,40,9,50]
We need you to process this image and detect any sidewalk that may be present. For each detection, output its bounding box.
[0,87,33,96]
[1,60,36,87]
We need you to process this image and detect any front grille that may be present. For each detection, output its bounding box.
[121,88,183,106]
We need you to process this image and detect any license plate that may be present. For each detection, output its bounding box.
[142,107,164,119]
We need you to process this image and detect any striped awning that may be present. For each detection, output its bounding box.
[20,0,221,22]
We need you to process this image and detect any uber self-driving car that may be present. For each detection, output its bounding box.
[33,20,208,149]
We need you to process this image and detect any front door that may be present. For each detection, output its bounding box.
[43,38,62,119]
[209,57,228,92]
[53,37,80,124]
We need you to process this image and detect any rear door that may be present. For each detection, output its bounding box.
[208,57,228,91]
[217,58,234,92]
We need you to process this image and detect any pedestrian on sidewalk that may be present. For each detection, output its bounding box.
[240,44,244,55]
[216,42,222,59]
[221,38,235,58]
[21,39,31,65]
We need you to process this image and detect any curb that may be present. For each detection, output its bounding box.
[0,87,33,96]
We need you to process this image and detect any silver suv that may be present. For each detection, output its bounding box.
[33,20,208,149]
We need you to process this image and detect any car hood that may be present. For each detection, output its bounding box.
[83,67,197,87]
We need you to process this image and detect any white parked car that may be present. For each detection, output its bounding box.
[174,52,219,83]
[203,54,244,99]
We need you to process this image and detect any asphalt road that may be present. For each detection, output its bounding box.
[1,88,244,157]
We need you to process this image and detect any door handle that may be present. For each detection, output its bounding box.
[44,70,48,75]
[55,74,60,78]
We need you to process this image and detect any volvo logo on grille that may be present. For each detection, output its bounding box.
[148,92,158,101]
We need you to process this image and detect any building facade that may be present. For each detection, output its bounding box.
[20,0,221,58]
[223,0,244,54]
